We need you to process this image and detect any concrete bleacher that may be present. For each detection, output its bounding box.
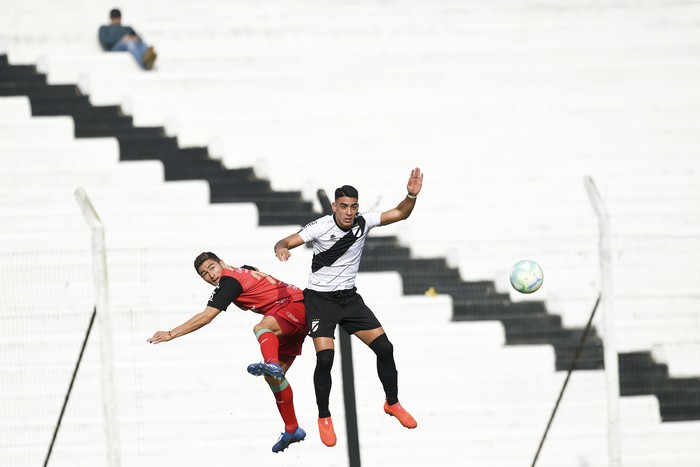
[3,0,700,465]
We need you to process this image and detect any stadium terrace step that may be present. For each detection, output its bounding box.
[409,282,499,298]
[259,210,319,227]
[619,352,700,422]
[0,71,45,84]
[453,300,548,316]
[117,135,179,159]
[114,127,167,139]
[73,116,134,137]
[163,161,250,181]
[25,95,92,115]
[0,64,40,79]
[0,82,80,98]
[251,198,314,213]
[207,179,271,197]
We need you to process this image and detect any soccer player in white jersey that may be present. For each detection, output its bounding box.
[273,167,424,447]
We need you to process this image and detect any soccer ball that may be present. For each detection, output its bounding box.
[509,260,544,294]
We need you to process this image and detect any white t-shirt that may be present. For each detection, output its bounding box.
[298,211,382,292]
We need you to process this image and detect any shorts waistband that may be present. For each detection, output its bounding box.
[306,286,357,300]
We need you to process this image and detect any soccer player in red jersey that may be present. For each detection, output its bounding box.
[273,168,423,447]
[147,252,309,453]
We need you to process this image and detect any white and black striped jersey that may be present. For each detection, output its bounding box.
[298,211,382,292]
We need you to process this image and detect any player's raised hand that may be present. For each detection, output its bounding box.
[147,330,173,344]
[406,167,423,197]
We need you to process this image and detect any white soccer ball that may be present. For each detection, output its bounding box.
[509,259,544,294]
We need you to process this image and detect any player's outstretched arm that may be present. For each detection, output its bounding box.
[147,306,221,344]
[274,233,305,262]
[380,167,424,226]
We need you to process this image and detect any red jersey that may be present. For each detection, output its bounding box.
[207,266,304,315]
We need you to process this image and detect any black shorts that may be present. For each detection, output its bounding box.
[304,287,382,338]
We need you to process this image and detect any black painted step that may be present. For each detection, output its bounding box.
[259,210,319,227]
[619,352,700,421]
[0,71,45,83]
[74,116,135,137]
[0,83,80,98]
[118,136,178,159]
[27,95,92,115]
[453,300,548,316]
[0,63,40,76]
[164,161,251,181]
[35,103,124,119]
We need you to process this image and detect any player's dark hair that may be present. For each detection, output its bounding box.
[194,252,221,271]
[110,8,121,18]
[334,185,359,200]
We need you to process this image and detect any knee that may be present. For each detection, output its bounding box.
[316,349,335,371]
[254,318,277,336]
[369,333,393,358]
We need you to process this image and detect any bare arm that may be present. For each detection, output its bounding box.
[274,233,305,262]
[147,306,222,344]
[380,167,424,226]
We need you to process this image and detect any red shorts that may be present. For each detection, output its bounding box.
[265,299,308,358]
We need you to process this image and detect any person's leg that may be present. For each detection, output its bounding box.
[265,357,306,452]
[348,294,399,404]
[247,315,286,379]
[313,337,335,418]
[356,328,417,429]
[304,288,341,446]
[355,328,398,404]
[254,315,282,365]
[111,39,146,68]
[130,39,148,57]
[266,358,298,433]
[313,337,337,447]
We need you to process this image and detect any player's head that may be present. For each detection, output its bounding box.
[194,252,224,286]
[109,8,121,23]
[332,185,359,229]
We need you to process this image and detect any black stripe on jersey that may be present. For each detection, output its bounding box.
[311,216,366,273]
[207,276,244,311]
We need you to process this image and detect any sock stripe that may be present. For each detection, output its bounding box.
[271,379,289,393]
[255,328,273,339]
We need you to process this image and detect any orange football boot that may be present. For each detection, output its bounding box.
[384,401,417,429]
[317,416,337,447]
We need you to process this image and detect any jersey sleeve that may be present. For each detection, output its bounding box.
[362,211,382,230]
[207,276,243,311]
[298,216,326,243]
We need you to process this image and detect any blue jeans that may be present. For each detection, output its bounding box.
[111,39,149,68]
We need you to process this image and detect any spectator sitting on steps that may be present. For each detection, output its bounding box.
[98,8,157,70]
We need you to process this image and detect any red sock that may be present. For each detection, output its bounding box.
[273,383,298,433]
[256,329,279,364]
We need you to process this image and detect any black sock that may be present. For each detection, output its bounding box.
[314,349,335,418]
[369,334,398,405]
